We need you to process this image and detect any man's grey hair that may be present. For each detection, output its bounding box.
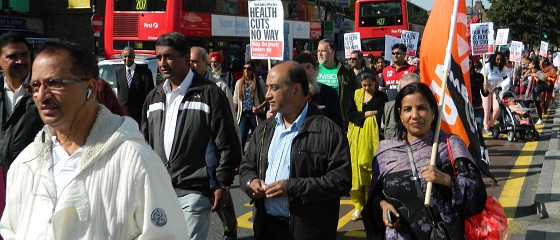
[123,46,135,52]
[397,73,420,91]
[191,46,209,64]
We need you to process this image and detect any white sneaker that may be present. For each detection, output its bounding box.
[536,119,543,125]
[352,209,362,221]
[483,128,492,135]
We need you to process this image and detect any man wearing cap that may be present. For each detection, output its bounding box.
[210,51,235,94]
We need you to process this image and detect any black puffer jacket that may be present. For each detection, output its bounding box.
[239,107,351,240]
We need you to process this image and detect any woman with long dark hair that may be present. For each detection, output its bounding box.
[521,58,545,124]
[233,60,268,150]
[361,82,486,239]
[482,52,508,134]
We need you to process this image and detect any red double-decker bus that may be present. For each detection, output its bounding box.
[354,0,427,57]
[104,0,176,58]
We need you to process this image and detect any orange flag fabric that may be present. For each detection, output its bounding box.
[420,0,494,179]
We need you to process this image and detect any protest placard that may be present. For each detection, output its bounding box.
[384,35,401,62]
[509,41,522,63]
[470,22,494,55]
[344,32,361,58]
[400,30,419,57]
[495,28,509,46]
[539,41,549,57]
[248,0,284,60]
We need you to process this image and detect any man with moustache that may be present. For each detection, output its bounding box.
[240,61,351,240]
[1,39,187,239]
[0,32,44,179]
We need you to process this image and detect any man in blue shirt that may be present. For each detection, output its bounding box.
[239,61,351,240]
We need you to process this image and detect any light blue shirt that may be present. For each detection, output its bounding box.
[264,103,309,217]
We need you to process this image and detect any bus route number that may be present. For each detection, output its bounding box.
[136,0,147,10]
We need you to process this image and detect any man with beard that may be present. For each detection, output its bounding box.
[316,39,360,130]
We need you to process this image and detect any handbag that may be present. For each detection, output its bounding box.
[445,136,508,240]
[405,142,454,240]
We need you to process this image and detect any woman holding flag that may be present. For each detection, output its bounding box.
[361,82,486,239]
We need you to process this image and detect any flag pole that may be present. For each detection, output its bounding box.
[424,0,461,206]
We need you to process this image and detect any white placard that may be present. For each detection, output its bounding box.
[495,28,509,46]
[384,35,401,62]
[470,22,495,55]
[344,32,361,58]
[400,30,420,57]
[249,1,284,60]
[509,41,523,63]
[539,41,549,57]
[291,21,310,39]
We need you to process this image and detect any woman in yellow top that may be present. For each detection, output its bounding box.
[347,72,388,221]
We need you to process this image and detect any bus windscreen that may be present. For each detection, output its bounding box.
[359,2,403,27]
[114,0,166,11]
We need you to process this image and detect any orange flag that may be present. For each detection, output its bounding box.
[420,0,494,180]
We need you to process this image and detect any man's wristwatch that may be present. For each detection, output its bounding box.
[220,183,231,192]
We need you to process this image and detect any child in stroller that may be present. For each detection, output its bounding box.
[505,98,531,126]
[490,90,539,142]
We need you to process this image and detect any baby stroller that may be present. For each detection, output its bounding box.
[490,90,539,142]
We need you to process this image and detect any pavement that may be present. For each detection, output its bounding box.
[531,97,560,239]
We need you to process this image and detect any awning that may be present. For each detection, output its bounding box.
[0,30,55,46]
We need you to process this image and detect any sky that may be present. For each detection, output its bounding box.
[409,0,492,11]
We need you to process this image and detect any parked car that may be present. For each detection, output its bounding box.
[98,56,163,93]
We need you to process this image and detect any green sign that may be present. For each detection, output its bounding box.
[376,18,386,26]
[324,21,334,32]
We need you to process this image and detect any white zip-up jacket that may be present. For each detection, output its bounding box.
[0,105,188,239]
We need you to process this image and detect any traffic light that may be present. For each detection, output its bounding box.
[532,22,541,40]
[542,22,549,39]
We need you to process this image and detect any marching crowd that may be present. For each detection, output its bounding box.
[0,29,549,239]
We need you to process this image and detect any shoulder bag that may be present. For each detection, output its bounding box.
[445,136,508,240]
[406,142,454,240]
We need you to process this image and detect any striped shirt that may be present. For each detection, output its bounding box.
[264,103,309,217]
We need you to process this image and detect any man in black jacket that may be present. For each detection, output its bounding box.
[116,47,154,125]
[0,32,43,180]
[239,61,351,240]
[141,32,242,240]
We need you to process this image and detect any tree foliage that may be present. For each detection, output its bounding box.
[486,0,560,47]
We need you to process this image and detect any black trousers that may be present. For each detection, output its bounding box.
[259,214,290,240]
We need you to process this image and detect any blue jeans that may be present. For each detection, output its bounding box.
[239,110,257,149]
[474,108,484,133]
[178,193,211,240]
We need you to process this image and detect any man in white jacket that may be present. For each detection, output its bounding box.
[0,39,188,239]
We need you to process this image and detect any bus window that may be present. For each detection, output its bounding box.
[114,0,166,11]
[359,2,403,27]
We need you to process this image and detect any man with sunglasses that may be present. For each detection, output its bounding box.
[378,43,417,101]
[349,50,373,81]
[1,40,188,238]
